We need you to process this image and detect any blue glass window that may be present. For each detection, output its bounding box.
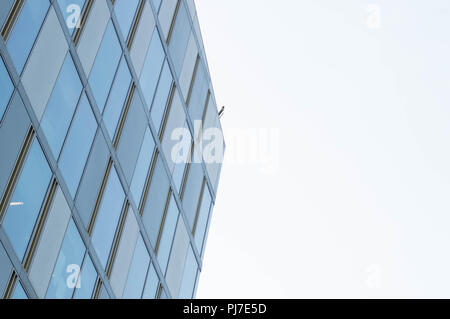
[130,128,155,206]
[11,281,27,299]
[151,60,173,133]
[40,54,83,158]
[7,0,49,74]
[172,124,191,192]
[57,0,86,35]
[103,57,131,138]
[168,5,191,75]
[73,255,97,299]
[188,62,208,121]
[91,166,125,268]
[142,154,171,245]
[59,93,97,198]
[114,0,140,39]
[89,21,122,112]
[46,220,86,299]
[140,30,165,108]
[182,164,204,229]
[142,263,159,299]
[2,139,52,260]
[194,186,212,253]
[178,247,198,298]
[0,58,13,121]
[151,0,162,13]
[123,236,150,299]
[157,195,179,274]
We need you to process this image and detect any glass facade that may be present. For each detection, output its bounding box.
[0,0,223,299]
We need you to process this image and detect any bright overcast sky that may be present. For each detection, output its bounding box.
[194,0,450,298]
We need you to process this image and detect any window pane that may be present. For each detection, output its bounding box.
[91,166,125,268]
[178,246,198,299]
[0,0,15,29]
[152,0,162,13]
[11,281,27,299]
[151,60,173,133]
[172,123,191,192]
[142,263,159,299]
[114,0,140,39]
[46,220,86,299]
[157,195,179,274]
[188,62,208,121]
[103,57,131,138]
[59,93,97,198]
[40,54,83,158]
[0,58,13,121]
[142,155,171,245]
[73,255,97,299]
[57,0,86,35]
[130,128,155,206]
[7,0,49,74]
[123,236,150,299]
[2,139,52,260]
[89,21,122,112]
[182,164,204,230]
[140,29,165,108]
[168,5,191,75]
[194,186,212,253]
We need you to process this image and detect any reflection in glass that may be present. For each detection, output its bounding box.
[59,93,97,198]
[130,128,155,206]
[140,29,165,108]
[3,139,52,260]
[157,195,179,274]
[103,57,132,138]
[89,21,122,112]
[0,58,13,121]
[46,220,85,299]
[7,0,49,74]
[123,236,150,299]
[114,0,140,39]
[91,167,125,268]
[40,54,83,158]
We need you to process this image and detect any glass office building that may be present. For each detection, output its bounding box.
[0,0,224,299]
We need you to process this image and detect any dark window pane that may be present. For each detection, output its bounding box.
[103,57,131,138]
[46,220,85,299]
[2,139,52,260]
[91,167,125,268]
[114,0,140,39]
[0,58,13,121]
[89,21,122,112]
[7,0,49,74]
[59,93,97,198]
[40,54,83,158]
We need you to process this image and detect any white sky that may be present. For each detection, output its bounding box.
[194,0,450,298]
